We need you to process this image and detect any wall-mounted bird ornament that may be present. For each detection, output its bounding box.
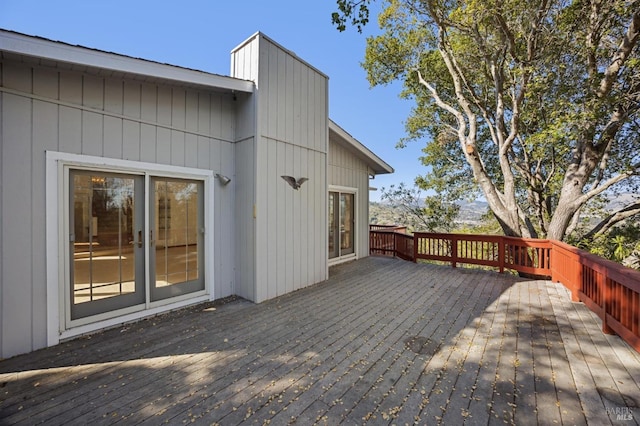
[281,176,308,190]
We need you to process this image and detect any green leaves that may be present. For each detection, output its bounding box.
[333,0,373,32]
[378,182,461,232]
[335,0,640,244]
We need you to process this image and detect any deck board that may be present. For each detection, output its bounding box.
[1,256,639,425]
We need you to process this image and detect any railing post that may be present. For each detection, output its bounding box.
[413,233,418,263]
[602,274,614,334]
[451,235,458,268]
[550,241,556,282]
[393,232,398,258]
[498,237,505,273]
[571,250,581,302]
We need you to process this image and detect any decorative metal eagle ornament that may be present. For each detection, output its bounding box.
[281,176,308,190]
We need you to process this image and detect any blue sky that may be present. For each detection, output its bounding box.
[0,0,428,201]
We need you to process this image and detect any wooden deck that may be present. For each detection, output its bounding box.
[1,256,639,425]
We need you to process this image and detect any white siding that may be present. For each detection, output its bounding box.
[328,138,372,259]
[234,137,256,301]
[254,138,327,301]
[232,89,257,301]
[0,58,238,357]
[0,32,389,358]
[232,34,329,302]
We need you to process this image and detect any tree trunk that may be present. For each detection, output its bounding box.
[546,174,585,241]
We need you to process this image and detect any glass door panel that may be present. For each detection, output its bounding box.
[69,171,145,320]
[340,193,355,255]
[328,192,339,259]
[150,178,204,301]
[328,190,355,259]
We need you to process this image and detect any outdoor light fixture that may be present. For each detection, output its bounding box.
[215,173,231,186]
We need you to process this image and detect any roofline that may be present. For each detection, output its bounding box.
[0,29,254,93]
[231,32,329,80]
[329,119,394,175]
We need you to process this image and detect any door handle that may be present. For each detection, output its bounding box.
[138,230,143,248]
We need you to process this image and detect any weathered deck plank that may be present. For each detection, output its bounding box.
[1,256,639,425]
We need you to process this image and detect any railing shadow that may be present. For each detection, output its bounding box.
[370,227,640,353]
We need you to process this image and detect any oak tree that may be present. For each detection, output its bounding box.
[334,0,640,241]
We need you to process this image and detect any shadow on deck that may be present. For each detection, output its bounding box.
[1,256,639,425]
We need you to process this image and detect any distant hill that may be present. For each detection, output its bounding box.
[371,193,639,229]
[606,193,640,211]
[370,199,490,228]
[456,200,489,225]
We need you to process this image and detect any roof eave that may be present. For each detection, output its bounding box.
[0,29,254,93]
[329,119,394,175]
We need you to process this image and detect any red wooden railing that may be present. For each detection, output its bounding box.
[369,227,413,261]
[369,224,408,232]
[369,228,640,352]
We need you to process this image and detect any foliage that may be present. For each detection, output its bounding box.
[624,250,640,269]
[375,182,460,232]
[332,0,371,32]
[573,222,640,268]
[455,210,503,235]
[335,0,640,243]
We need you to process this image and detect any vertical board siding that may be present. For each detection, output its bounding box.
[268,140,279,299]
[171,129,185,166]
[103,115,123,159]
[82,111,103,156]
[276,141,287,294]
[232,34,261,302]
[122,120,141,161]
[1,93,32,356]
[234,138,256,302]
[0,59,238,357]
[185,91,199,133]
[230,42,258,302]
[328,138,371,259]
[255,37,328,152]
[217,141,235,298]
[104,79,123,115]
[32,98,59,349]
[232,34,329,302]
[185,133,198,168]
[255,138,327,301]
[82,75,103,110]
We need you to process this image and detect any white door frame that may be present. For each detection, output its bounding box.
[46,151,214,346]
[328,185,358,266]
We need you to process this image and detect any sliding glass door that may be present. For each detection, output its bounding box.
[69,170,204,322]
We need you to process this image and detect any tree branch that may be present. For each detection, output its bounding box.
[597,10,640,98]
[576,162,640,207]
[583,201,640,240]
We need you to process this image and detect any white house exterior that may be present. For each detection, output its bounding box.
[0,30,393,358]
